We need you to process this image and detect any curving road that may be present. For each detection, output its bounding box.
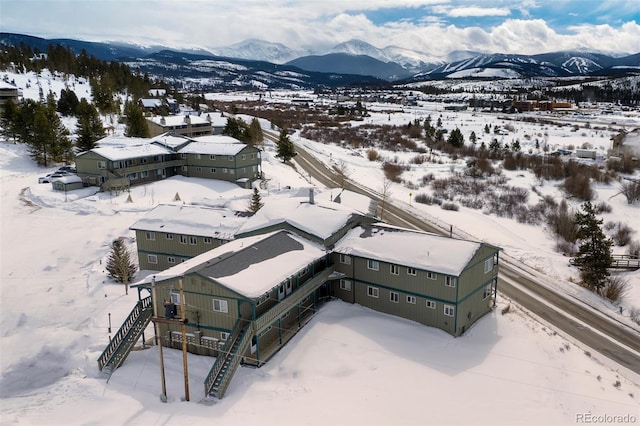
[270,132,640,375]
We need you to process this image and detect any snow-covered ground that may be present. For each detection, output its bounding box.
[1,72,639,425]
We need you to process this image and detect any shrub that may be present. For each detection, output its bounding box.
[415,193,442,205]
[595,201,612,214]
[367,148,379,161]
[556,239,576,256]
[441,202,459,211]
[382,161,405,182]
[630,307,640,325]
[627,241,640,258]
[547,201,577,243]
[608,222,635,246]
[562,174,593,201]
[598,275,628,303]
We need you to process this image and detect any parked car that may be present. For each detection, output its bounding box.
[38,171,73,183]
[57,166,76,174]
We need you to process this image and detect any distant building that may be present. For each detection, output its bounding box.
[75,134,261,191]
[0,81,21,107]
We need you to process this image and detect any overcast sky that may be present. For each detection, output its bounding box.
[2,0,639,57]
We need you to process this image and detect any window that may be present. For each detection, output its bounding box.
[367,286,379,298]
[210,168,216,173]
[367,259,379,271]
[195,167,202,173]
[168,256,176,264]
[97,161,106,169]
[427,272,437,280]
[147,254,158,264]
[426,300,436,309]
[223,168,228,173]
[241,154,246,160]
[203,237,212,244]
[146,231,155,241]
[213,299,228,313]
[339,254,351,265]
[406,296,416,304]
[251,153,256,159]
[445,276,456,288]
[220,332,229,341]
[170,292,181,305]
[407,267,417,276]
[140,170,148,178]
[390,291,399,303]
[228,156,233,161]
[181,166,187,172]
[390,264,399,275]
[179,235,188,244]
[339,279,352,291]
[166,233,173,240]
[196,154,201,159]
[129,173,137,180]
[189,236,197,245]
[209,155,216,160]
[444,305,455,317]
[484,258,495,273]
[180,153,187,159]
[140,158,148,164]
[483,285,492,299]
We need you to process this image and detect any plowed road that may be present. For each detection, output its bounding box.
[276,134,640,375]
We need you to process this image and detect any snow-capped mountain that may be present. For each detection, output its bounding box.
[207,39,305,64]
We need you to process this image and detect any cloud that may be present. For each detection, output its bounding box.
[446,6,511,17]
[1,0,638,59]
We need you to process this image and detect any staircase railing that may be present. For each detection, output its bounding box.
[213,327,253,399]
[97,296,153,371]
[203,319,243,394]
[255,266,334,332]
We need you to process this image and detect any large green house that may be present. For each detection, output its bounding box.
[75,134,261,191]
[98,191,500,400]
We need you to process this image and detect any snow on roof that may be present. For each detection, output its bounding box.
[178,141,247,155]
[95,135,151,147]
[54,175,83,184]
[140,98,162,108]
[129,204,246,239]
[91,143,172,161]
[193,135,243,144]
[237,190,360,240]
[0,81,18,89]
[141,230,326,298]
[150,133,193,149]
[334,225,483,276]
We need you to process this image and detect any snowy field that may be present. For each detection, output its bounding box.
[1,72,639,425]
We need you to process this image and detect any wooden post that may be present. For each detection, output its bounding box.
[151,276,168,402]
[179,276,190,401]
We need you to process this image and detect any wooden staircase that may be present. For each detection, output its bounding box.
[97,296,153,375]
[204,320,252,399]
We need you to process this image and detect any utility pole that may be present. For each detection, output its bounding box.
[179,276,190,401]
[151,276,168,402]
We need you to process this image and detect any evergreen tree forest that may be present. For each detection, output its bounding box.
[0,41,168,163]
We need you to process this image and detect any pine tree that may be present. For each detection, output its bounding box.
[469,131,477,144]
[124,101,150,138]
[106,239,137,293]
[0,99,19,142]
[573,201,612,290]
[75,99,105,152]
[447,128,464,147]
[30,107,53,166]
[248,187,264,215]
[248,117,263,146]
[275,129,297,162]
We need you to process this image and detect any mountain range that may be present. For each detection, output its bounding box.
[1,33,639,89]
